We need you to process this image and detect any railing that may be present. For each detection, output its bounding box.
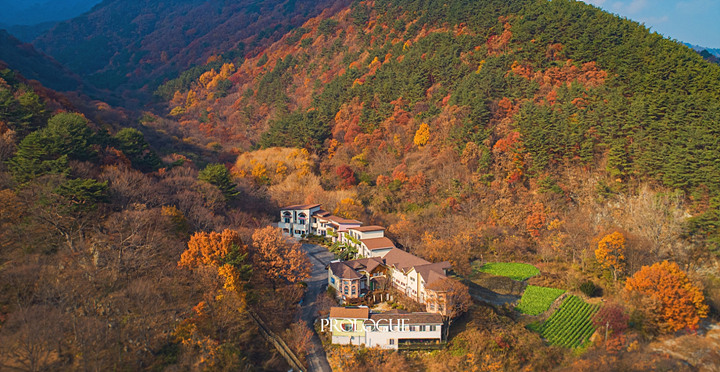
[247,309,306,372]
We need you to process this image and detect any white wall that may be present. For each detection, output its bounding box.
[365,325,442,349]
[357,230,384,240]
[390,268,408,291]
[368,247,392,258]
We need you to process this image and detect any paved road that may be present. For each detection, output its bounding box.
[299,243,335,372]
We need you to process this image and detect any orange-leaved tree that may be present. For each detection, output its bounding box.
[251,226,311,287]
[178,229,251,293]
[624,260,708,333]
[595,231,626,281]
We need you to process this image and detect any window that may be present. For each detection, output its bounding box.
[284,218,291,223]
[342,323,353,332]
[389,339,394,345]
[330,277,335,284]
[430,325,436,331]
[344,287,348,295]
[419,325,426,331]
[429,304,435,311]
[351,287,356,295]
[409,326,416,331]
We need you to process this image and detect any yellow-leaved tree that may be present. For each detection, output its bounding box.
[413,123,430,147]
[595,231,626,281]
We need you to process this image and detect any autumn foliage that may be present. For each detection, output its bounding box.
[624,261,708,333]
[179,229,245,269]
[595,231,626,281]
[251,226,311,285]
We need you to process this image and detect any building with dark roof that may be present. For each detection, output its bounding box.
[328,257,387,300]
[328,307,443,349]
[279,203,454,316]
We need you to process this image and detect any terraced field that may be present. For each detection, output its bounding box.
[531,295,600,348]
[515,285,565,315]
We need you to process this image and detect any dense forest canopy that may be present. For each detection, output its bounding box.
[1,0,720,370]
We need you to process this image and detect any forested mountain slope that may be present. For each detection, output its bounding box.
[160,0,720,256]
[31,0,350,102]
[0,30,86,92]
[1,0,719,369]
[0,64,302,370]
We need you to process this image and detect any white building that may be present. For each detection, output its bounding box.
[278,203,322,238]
[328,307,443,350]
[279,203,454,315]
[364,311,443,349]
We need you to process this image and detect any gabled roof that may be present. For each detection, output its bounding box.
[346,257,385,273]
[328,261,362,280]
[350,225,385,232]
[414,261,450,287]
[381,248,430,272]
[312,209,331,217]
[414,262,451,286]
[281,203,321,210]
[329,306,369,319]
[361,237,395,251]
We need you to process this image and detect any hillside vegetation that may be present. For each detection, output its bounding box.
[31,0,348,101]
[152,0,720,367]
[162,0,720,261]
[1,0,719,369]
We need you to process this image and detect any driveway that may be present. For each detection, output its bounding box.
[299,243,335,372]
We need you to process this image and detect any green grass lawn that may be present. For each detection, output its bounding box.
[515,285,566,315]
[474,262,540,281]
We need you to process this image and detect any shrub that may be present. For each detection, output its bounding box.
[579,281,599,297]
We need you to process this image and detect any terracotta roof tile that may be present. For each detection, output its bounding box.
[329,307,369,319]
[346,257,384,272]
[326,215,363,224]
[328,261,362,280]
[382,248,430,271]
[351,225,385,232]
[312,210,331,217]
[414,262,451,285]
[361,237,395,251]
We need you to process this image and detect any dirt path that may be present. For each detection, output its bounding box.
[462,279,522,307]
[299,243,334,372]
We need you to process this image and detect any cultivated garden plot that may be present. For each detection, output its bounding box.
[529,295,600,349]
[515,285,566,315]
[473,262,540,281]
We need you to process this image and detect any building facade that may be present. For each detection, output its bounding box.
[278,203,453,315]
[278,204,322,238]
[328,307,443,350]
